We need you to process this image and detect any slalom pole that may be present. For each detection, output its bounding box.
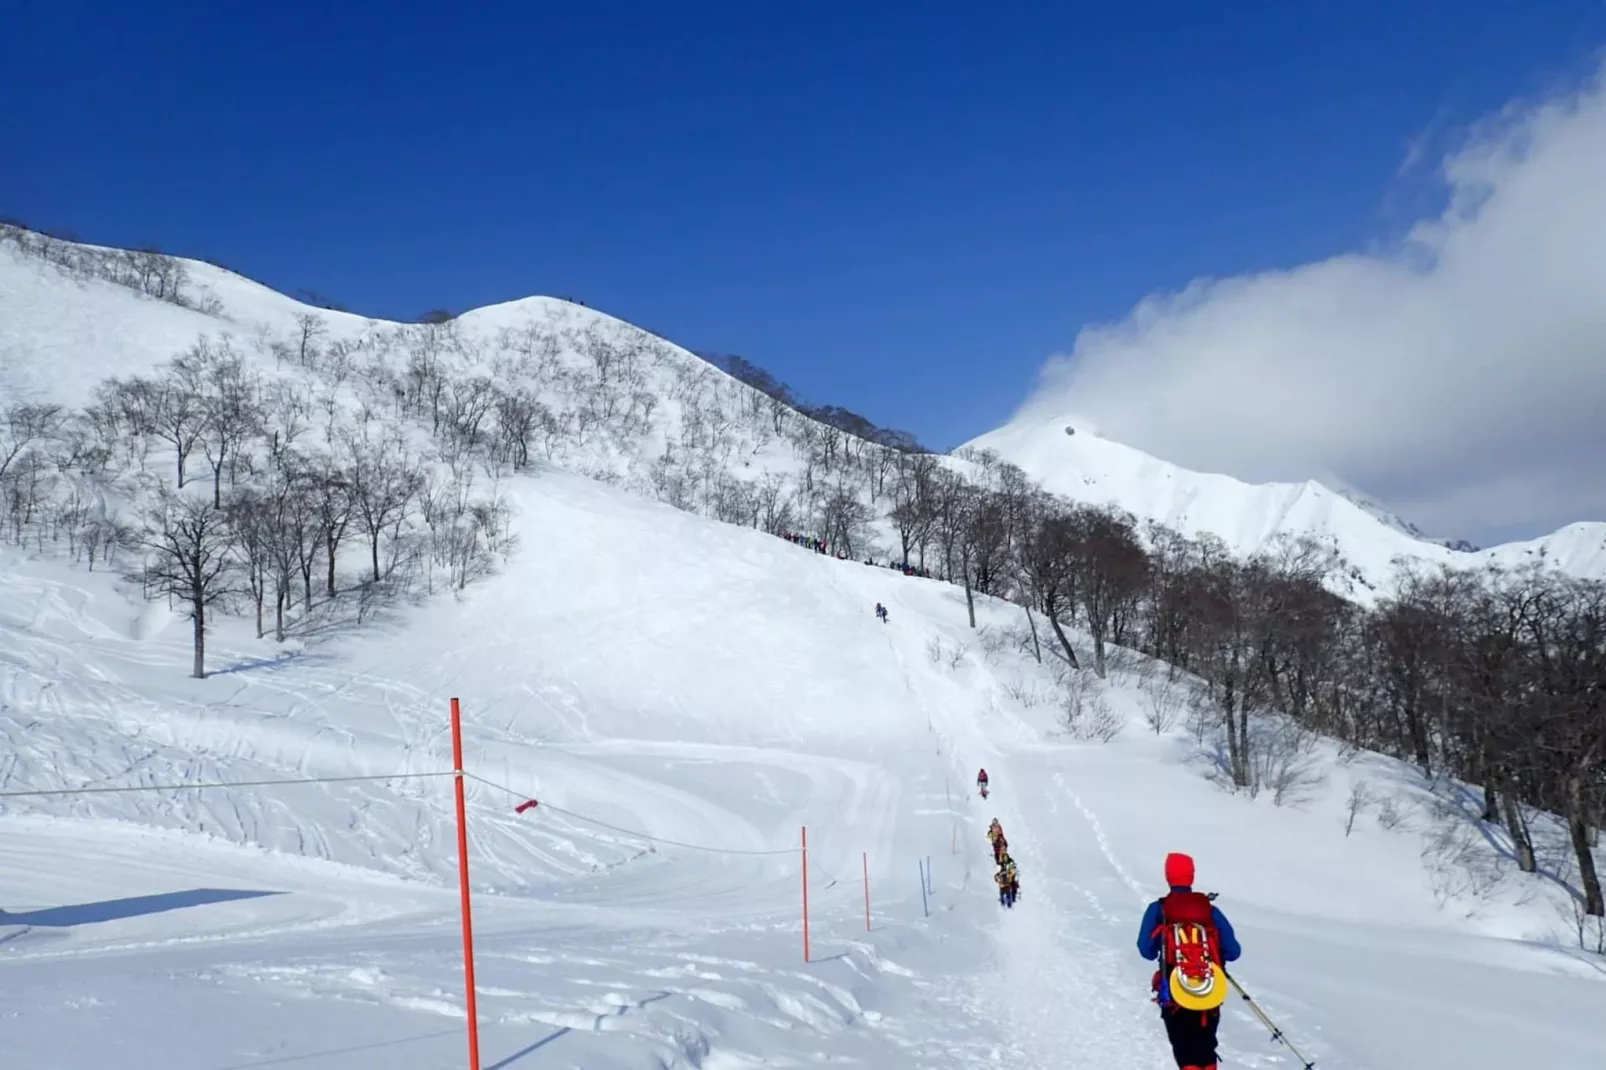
[1224,970,1316,1070]
[919,861,929,917]
[925,855,933,894]
[450,698,483,1070]
[863,851,871,932]
[801,826,811,963]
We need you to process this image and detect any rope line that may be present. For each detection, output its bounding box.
[812,860,865,889]
[0,770,457,800]
[4,768,808,859]
[466,772,798,857]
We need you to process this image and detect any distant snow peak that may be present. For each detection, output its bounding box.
[1330,488,1482,553]
[966,412,1605,593]
[1332,487,1431,541]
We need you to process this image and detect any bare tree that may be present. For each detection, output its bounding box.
[228,489,275,638]
[262,381,311,470]
[753,472,794,535]
[295,312,328,367]
[0,403,64,484]
[144,359,209,488]
[195,343,263,507]
[288,483,325,618]
[493,387,546,469]
[341,430,424,584]
[311,459,355,598]
[1343,780,1376,837]
[443,375,497,454]
[818,483,873,559]
[1521,574,1606,915]
[1018,503,1082,670]
[138,489,235,678]
[1067,505,1149,677]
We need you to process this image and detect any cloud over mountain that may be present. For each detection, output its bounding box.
[1015,64,1606,544]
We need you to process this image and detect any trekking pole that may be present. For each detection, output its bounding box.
[1222,970,1316,1070]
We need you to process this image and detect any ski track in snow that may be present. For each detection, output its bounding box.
[5,507,1606,1068]
[0,482,1018,1068]
[848,579,1158,1070]
[4,512,1606,1067]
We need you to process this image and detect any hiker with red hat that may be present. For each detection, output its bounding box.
[1136,852,1241,1070]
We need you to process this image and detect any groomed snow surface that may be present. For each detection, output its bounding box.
[3,471,1603,1069]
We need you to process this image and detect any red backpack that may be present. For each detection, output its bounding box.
[1150,890,1227,1011]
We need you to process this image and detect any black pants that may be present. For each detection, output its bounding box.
[1161,1007,1219,1068]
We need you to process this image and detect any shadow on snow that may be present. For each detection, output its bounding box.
[0,887,282,927]
[487,991,675,1068]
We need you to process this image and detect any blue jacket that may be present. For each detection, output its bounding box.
[1136,886,1241,963]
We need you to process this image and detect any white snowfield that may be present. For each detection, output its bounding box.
[968,415,1606,596]
[0,236,1602,1068]
[2,472,1603,1069]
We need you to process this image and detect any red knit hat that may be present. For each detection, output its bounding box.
[1164,852,1195,887]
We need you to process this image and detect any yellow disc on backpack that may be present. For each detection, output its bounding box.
[1168,961,1227,1011]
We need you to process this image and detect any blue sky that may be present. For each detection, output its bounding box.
[4,1,1604,452]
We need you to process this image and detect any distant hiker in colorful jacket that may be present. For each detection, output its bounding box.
[994,855,1019,907]
[1136,852,1241,1070]
[986,820,1008,863]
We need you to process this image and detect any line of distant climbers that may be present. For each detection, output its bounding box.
[775,531,933,579]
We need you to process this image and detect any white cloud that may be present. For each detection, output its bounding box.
[1017,65,1606,543]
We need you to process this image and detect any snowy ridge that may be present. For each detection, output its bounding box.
[0,230,868,524]
[967,415,1606,593]
[13,224,1599,606]
[0,232,370,407]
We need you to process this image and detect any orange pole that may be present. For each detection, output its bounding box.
[801,826,811,963]
[862,851,871,932]
[451,698,482,1070]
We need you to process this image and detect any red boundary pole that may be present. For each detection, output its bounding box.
[801,826,811,963]
[451,697,483,1070]
[862,851,871,932]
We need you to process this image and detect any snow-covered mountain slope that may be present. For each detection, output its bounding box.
[0,473,994,1067]
[20,224,1599,611]
[967,415,1606,592]
[3,471,1602,1069]
[0,229,851,534]
[0,234,364,407]
[2,228,1602,1068]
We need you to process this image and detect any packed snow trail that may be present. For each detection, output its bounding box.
[841,563,1606,1070]
[830,564,1172,1070]
[1017,742,1606,1070]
